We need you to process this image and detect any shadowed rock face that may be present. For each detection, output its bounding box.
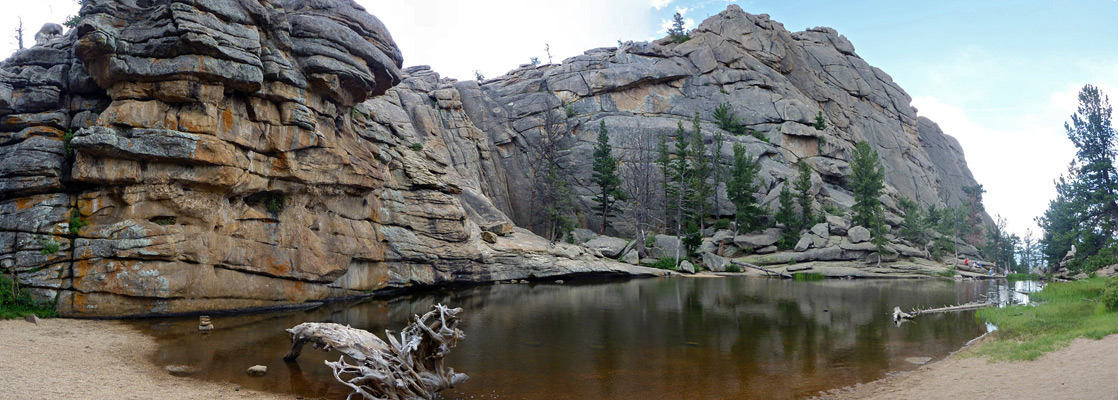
[0,3,978,317]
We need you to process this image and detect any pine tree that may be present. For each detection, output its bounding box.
[897,197,924,244]
[775,185,798,249]
[668,12,690,43]
[850,141,885,249]
[591,121,628,233]
[813,111,826,131]
[728,143,764,234]
[687,113,712,231]
[793,161,815,230]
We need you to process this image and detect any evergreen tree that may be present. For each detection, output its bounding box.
[850,141,885,249]
[711,129,726,220]
[813,111,826,131]
[775,185,798,249]
[1038,85,1117,271]
[793,161,815,229]
[728,143,764,234]
[897,197,925,244]
[591,121,628,233]
[668,12,690,43]
[687,113,712,231]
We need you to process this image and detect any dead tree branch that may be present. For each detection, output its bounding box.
[284,304,467,400]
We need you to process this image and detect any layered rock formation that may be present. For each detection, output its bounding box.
[0,0,661,317]
[0,2,984,317]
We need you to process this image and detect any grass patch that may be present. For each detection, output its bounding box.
[1006,273,1040,281]
[725,264,741,273]
[150,216,177,226]
[0,274,58,320]
[974,278,1118,361]
[643,257,677,271]
[936,269,956,278]
[792,272,825,281]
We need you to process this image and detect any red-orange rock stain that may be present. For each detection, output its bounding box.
[14,197,33,211]
[220,108,234,133]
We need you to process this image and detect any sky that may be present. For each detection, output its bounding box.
[2,0,1117,240]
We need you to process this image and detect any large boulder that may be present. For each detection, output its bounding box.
[584,235,630,258]
[703,252,729,272]
[734,228,782,250]
[650,235,683,259]
[848,226,871,243]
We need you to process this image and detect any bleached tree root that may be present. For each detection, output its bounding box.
[284,304,467,400]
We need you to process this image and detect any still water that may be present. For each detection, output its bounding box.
[132,277,1010,399]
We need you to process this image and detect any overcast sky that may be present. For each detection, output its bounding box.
[3,0,1117,239]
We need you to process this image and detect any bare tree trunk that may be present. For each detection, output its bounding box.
[14,18,24,50]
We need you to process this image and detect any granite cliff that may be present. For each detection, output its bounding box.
[0,2,984,317]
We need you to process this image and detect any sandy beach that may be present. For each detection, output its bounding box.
[825,335,1118,400]
[0,318,284,400]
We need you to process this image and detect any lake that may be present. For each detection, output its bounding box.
[133,276,1010,399]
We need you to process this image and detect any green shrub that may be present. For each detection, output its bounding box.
[936,269,955,278]
[410,142,424,151]
[0,274,58,319]
[1104,278,1118,313]
[63,130,75,156]
[64,15,82,29]
[565,105,576,118]
[645,235,656,249]
[712,218,731,230]
[813,111,827,130]
[265,196,284,214]
[644,258,677,271]
[725,264,741,273]
[68,208,88,236]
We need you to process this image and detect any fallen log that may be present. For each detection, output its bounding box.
[284,304,467,400]
[730,260,793,278]
[892,301,993,322]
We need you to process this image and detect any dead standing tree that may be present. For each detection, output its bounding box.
[527,90,575,242]
[619,123,664,256]
[284,304,467,400]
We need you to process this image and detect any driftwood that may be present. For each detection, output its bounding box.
[892,301,993,322]
[284,304,467,400]
[730,260,793,278]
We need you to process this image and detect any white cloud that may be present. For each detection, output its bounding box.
[653,0,674,10]
[361,0,656,80]
[913,95,1077,238]
[675,6,690,15]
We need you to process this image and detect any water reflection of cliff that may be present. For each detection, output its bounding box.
[135,277,990,399]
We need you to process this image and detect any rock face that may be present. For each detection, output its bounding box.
[1,3,985,317]
[0,0,663,317]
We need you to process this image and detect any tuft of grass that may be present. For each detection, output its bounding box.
[1006,273,1040,281]
[0,274,58,320]
[974,278,1118,361]
[410,142,424,151]
[792,272,825,281]
[725,264,741,273]
[643,258,677,271]
[38,236,60,255]
[936,269,956,278]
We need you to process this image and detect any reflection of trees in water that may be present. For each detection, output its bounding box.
[133,278,989,400]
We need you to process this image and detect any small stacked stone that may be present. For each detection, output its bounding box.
[198,316,214,332]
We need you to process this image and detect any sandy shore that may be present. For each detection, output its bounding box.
[824,334,1118,400]
[0,318,285,400]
